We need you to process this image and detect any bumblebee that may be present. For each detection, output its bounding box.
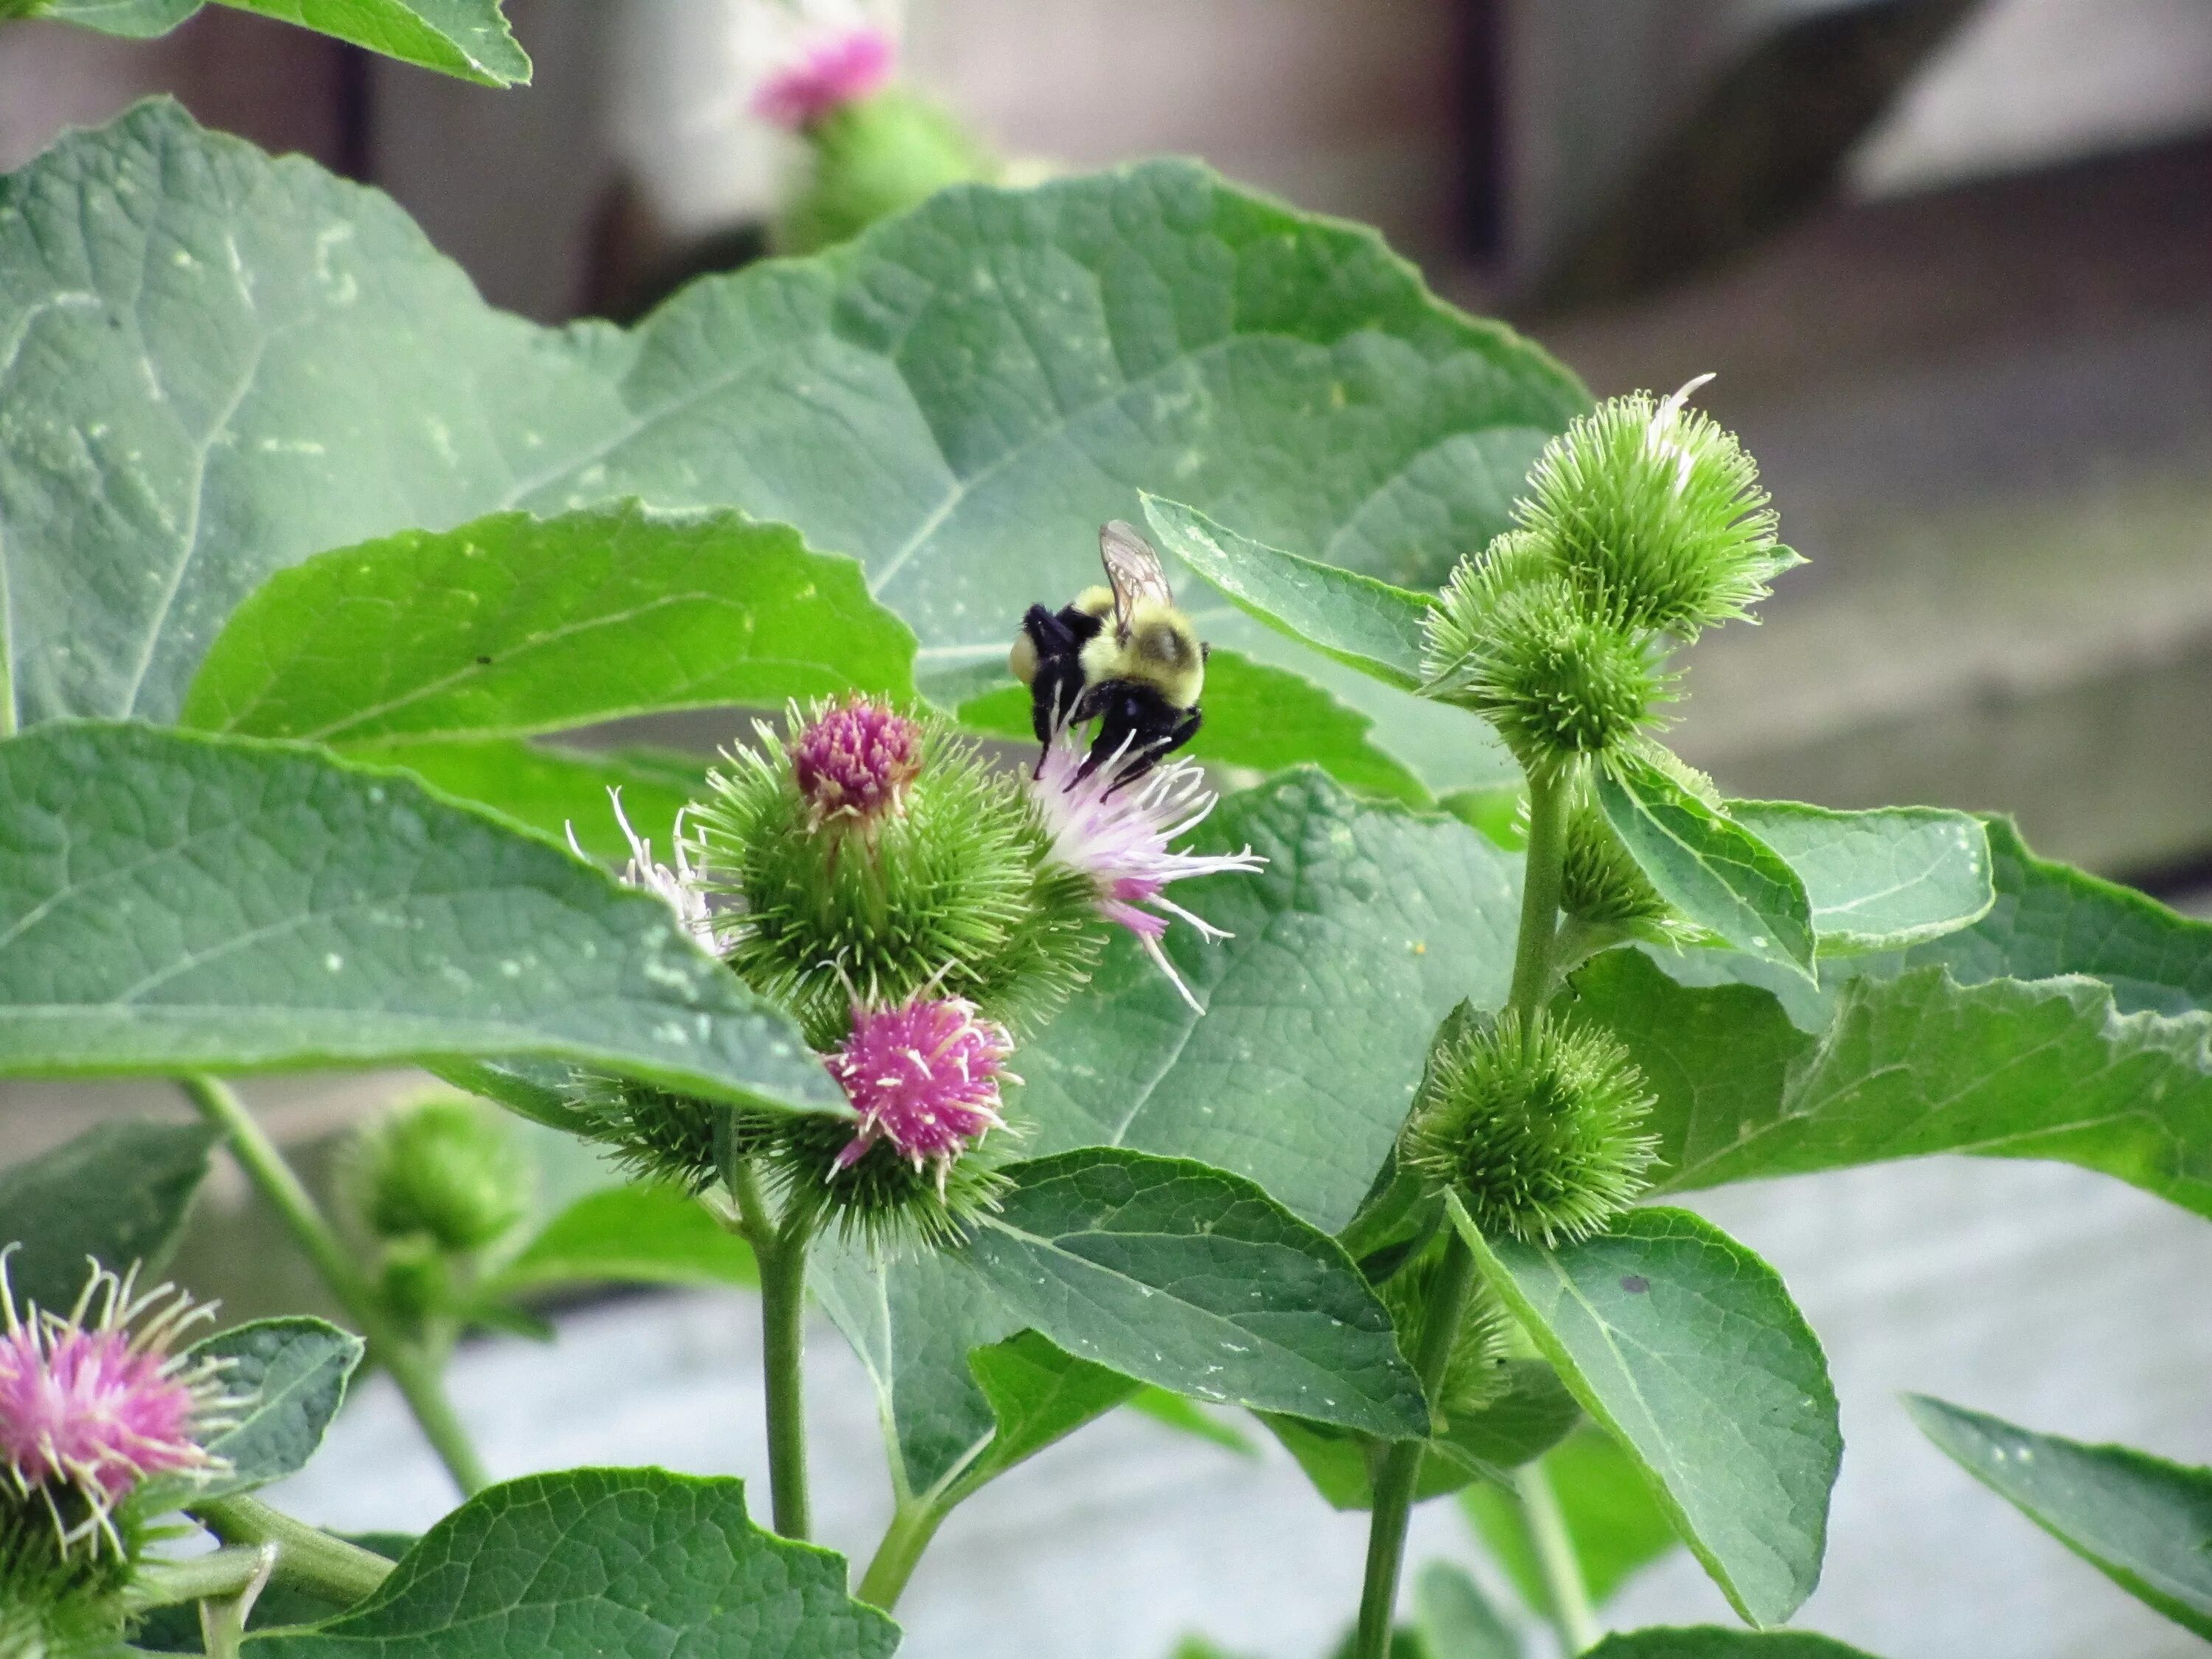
[1010,521,1207,789]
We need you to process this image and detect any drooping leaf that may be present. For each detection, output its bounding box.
[1143,495,1437,690]
[29,0,529,85]
[1582,1634,1885,1658]
[1411,1561,1522,1659]
[0,723,834,1113]
[368,739,706,866]
[1579,948,2212,1220]
[183,505,914,745]
[0,1119,218,1314]
[1596,757,1815,981]
[1461,1426,1681,1613]
[958,647,1430,806]
[0,103,1579,776]
[1907,1394,2212,1638]
[960,1149,1429,1440]
[490,1183,757,1295]
[161,1317,362,1504]
[1725,802,1992,955]
[1021,770,1522,1234]
[248,1470,898,1658]
[427,1056,594,1135]
[1453,1202,1841,1628]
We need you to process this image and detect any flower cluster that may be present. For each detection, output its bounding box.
[571,695,1261,1248]
[1,1251,234,1559]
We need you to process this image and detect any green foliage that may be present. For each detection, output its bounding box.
[182,505,917,747]
[1402,1006,1657,1246]
[778,88,996,256]
[151,1318,362,1506]
[0,1121,217,1315]
[1582,1635,1883,1658]
[1726,802,1993,955]
[1462,1427,1680,1613]
[26,0,529,84]
[0,724,833,1113]
[248,1470,898,1658]
[1907,1395,2212,1637]
[1410,1562,1522,1659]
[377,740,705,867]
[490,1183,758,1295]
[952,1332,1144,1498]
[1455,1203,1840,1628]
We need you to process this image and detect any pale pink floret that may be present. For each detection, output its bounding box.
[569,788,730,956]
[0,1250,236,1554]
[753,27,896,129]
[825,995,1013,1188]
[1029,724,1265,1013]
[793,698,922,830]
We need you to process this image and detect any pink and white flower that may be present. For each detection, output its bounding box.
[752,27,896,129]
[1029,726,1265,1013]
[791,698,923,830]
[825,994,1013,1189]
[569,788,730,956]
[0,1251,237,1554]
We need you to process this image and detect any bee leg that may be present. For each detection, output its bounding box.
[1099,703,1203,797]
[1020,605,1086,771]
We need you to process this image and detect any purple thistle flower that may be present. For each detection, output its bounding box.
[0,1251,237,1554]
[791,698,923,831]
[1029,723,1265,1013]
[752,27,896,130]
[568,788,729,956]
[824,994,1014,1189]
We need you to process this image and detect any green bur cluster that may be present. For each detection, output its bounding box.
[1377,1239,1516,1423]
[0,1501,139,1658]
[1401,1005,1658,1248]
[777,88,998,256]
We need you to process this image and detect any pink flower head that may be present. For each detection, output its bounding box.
[570,788,729,956]
[0,1250,237,1554]
[824,994,1013,1188]
[1030,723,1265,1014]
[752,27,896,130]
[793,698,923,831]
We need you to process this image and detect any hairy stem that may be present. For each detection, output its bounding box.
[192,1495,393,1605]
[731,1161,815,1541]
[1353,759,1576,1659]
[1352,1231,1479,1659]
[856,1497,948,1610]
[120,1547,274,1612]
[1517,1459,1601,1653]
[181,1074,491,1497]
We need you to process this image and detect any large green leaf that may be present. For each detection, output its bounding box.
[369,739,706,866]
[0,1119,217,1313]
[490,1183,758,1295]
[960,1148,1429,1440]
[163,1317,362,1504]
[1725,802,1992,955]
[1907,1395,2212,1637]
[1583,1635,1882,1658]
[1454,1203,1840,1629]
[1596,757,1815,981]
[30,0,529,84]
[949,1330,1144,1498]
[1144,495,1436,691]
[1021,769,1522,1234]
[1579,948,2212,1219]
[248,1470,897,1658]
[957,647,1430,806]
[0,102,1578,767]
[1462,1426,1681,1613]
[0,723,834,1112]
[182,505,914,745]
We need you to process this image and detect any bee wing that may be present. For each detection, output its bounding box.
[1098,520,1174,641]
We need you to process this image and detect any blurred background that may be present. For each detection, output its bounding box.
[1,3,2208,1656]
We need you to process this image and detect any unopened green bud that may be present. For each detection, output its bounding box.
[775,87,997,256]
[341,1098,531,1256]
[698,704,1098,1048]
[1519,378,1798,639]
[1560,793,1692,945]
[1401,1004,1656,1246]
[1378,1241,1516,1424]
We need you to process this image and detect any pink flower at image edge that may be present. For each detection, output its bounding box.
[753,27,896,129]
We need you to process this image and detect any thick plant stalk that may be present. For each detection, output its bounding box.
[1352,761,1576,1659]
[1517,1459,1602,1653]
[732,1161,815,1540]
[192,1495,393,1603]
[180,1074,492,1497]
[122,1547,276,1611]
[856,1497,949,1609]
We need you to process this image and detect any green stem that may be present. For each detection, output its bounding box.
[731,1161,815,1541]
[120,1547,274,1612]
[1517,1460,1601,1654]
[856,1497,948,1610]
[191,1495,393,1605]
[180,1075,491,1498]
[1352,1231,1480,1659]
[1507,762,1573,1018]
